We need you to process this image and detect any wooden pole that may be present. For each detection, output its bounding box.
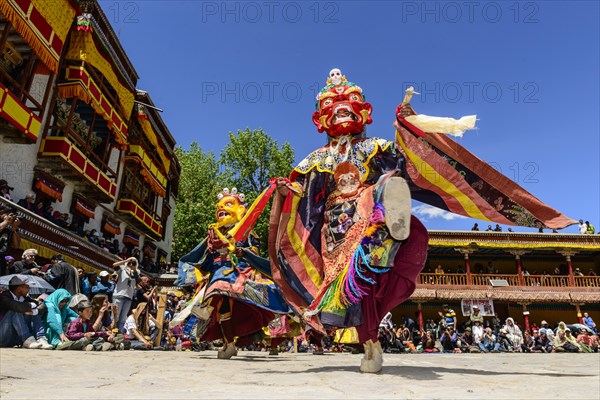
[154,294,167,346]
[417,302,424,332]
[521,304,530,332]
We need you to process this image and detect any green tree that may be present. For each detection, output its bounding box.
[220,128,295,252]
[171,142,222,260]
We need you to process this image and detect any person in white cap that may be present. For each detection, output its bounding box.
[469,305,484,325]
[0,276,53,349]
[92,270,115,302]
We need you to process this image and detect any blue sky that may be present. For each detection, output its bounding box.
[101,0,599,232]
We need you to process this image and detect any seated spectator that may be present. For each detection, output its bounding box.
[471,223,479,231]
[43,288,78,348]
[479,328,500,353]
[582,312,596,333]
[378,326,399,353]
[46,254,78,295]
[133,276,157,313]
[494,224,502,232]
[588,332,599,352]
[440,327,458,353]
[503,317,523,348]
[399,327,416,352]
[12,249,40,275]
[556,321,568,335]
[43,205,54,222]
[553,329,579,352]
[425,319,438,339]
[497,329,514,352]
[0,181,13,201]
[422,330,439,353]
[92,271,115,302]
[486,225,493,231]
[3,256,15,276]
[17,193,36,212]
[533,329,553,353]
[564,328,582,351]
[81,271,97,299]
[540,320,554,340]
[123,302,153,350]
[521,330,535,353]
[88,230,100,245]
[166,292,178,316]
[110,239,120,255]
[574,329,594,353]
[0,276,53,349]
[90,294,116,332]
[460,327,479,353]
[33,201,44,217]
[65,300,114,351]
[472,320,484,344]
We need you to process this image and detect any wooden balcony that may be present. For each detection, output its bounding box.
[414,273,600,304]
[418,273,600,288]
[116,197,163,239]
[37,136,118,202]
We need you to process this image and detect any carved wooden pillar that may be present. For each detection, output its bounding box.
[508,250,530,286]
[417,302,424,332]
[455,248,473,285]
[558,250,578,286]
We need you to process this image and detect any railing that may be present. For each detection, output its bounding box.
[418,273,599,287]
[471,274,520,286]
[523,275,570,287]
[418,273,467,286]
[0,197,120,271]
[573,276,600,287]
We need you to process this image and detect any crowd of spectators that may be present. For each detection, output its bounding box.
[372,305,598,354]
[470,219,597,234]
[0,250,192,351]
[1,182,172,275]
[2,259,598,354]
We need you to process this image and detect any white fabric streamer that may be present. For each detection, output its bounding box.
[404,114,477,137]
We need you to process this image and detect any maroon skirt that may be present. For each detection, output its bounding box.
[355,216,429,343]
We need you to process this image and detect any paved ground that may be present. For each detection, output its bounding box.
[1,349,599,399]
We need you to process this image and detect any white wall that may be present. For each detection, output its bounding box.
[0,141,39,203]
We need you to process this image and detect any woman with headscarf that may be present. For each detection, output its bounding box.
[503,317,523,348]
[43,288,78,348]
[123,302,157,350]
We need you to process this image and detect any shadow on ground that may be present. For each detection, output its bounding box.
[260,364,597,380]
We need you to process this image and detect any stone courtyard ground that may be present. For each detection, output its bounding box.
[1,349,598,399]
